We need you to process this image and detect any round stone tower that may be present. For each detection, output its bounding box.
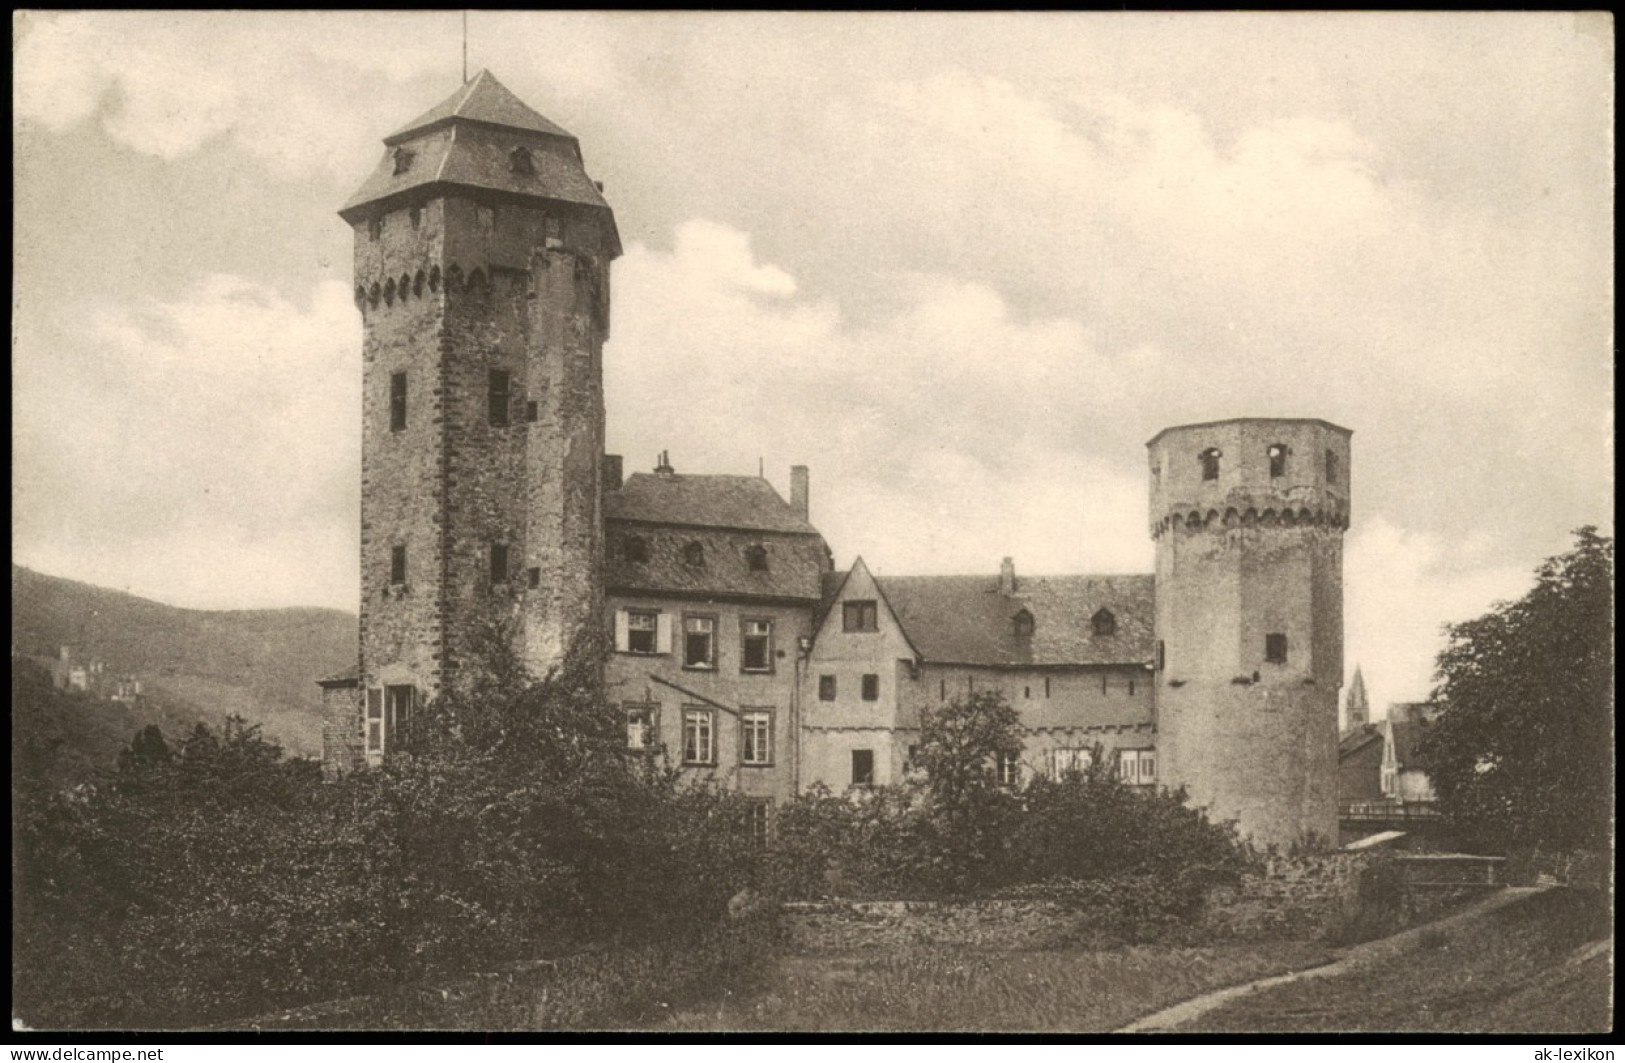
[1147,419,1352,847]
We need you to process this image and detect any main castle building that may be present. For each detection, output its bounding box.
[321,72,1351,847]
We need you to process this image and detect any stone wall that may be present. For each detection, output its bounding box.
[1199,852,1375,939]
[779,854,1503,953]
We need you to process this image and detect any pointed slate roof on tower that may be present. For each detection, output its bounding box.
[1345,664,1369,730]
[385,69,575,144]
[340,69,618,255]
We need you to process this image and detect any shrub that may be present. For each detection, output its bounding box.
[12,631,764,1029]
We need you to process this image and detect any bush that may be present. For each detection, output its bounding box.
[12,633,764,1029]
[764,721,1250,929]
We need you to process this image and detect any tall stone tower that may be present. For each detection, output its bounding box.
[1147,419,1352,846]
[1344,664,1369,732]
[333,70,619,766]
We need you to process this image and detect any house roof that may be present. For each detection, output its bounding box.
[823,570,1155,667]
[317,664,360,687]
[386,70,575,143]
[339,70,617,249]
[1339,723,1382,759]
[604,526,828,602]
[606,473,820,535]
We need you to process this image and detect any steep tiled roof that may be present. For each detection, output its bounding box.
[606,473,819,535]
[340,70,616,242]
[1339,723,1381,759]
[387,70,574,143]
[604,527,828,602]
[867,573,1155,667]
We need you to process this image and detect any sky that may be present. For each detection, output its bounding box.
[12,12,1614,711]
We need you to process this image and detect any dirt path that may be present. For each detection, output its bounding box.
[1117,887,1547,1033]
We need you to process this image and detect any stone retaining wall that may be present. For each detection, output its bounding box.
[781,853,1505,952]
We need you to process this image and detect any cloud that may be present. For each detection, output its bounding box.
[12,276,361,610]
[1344,516,1535,708]
[608,218,1157,578]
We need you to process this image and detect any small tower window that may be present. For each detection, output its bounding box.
[1325,449,1340,485]
[622,535,648,564]
[1268,443,1289,478]
[389,372,407,432]
[509,146,535,176]
[393,148,415,176]
[488,369,511,427]
[1200,448,1222,481]
[368,216,383,242]
[1091,609,1117,637]
[1013,609,1034,637]
[745,544,769,572]
[390,545,407,586]
[409,206,422,230]
[527,567,540,589]
[490,543,510,584]
[682,541,705,568]
[1266,633,1289,664]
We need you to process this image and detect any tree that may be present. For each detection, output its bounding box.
[1418,526,1613,852]
[913,689,1025,890]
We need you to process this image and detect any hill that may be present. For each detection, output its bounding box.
[10,565,355,766]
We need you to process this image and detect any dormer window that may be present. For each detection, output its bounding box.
[745,544,769,572]
[1200,448,1222,481]
[1268,443,1289,478]
[393,148,415,176]
[1091,609,1117,638]
[682,541,705,568]
[509,146,535,176]
[1013,609,1035,637]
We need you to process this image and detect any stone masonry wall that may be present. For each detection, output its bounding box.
[778,854,1500,952]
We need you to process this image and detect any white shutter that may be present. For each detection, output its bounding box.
[614,609,630,652]
[656,613,673,654]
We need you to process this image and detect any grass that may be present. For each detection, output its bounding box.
[227,920,776,1032]
[645,940,1333,1033]
[1176,888,1612,1034]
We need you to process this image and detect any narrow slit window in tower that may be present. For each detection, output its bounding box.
[1266,633,1288,664]
[389,372,407,432]
[1200,448,1222,481]
[1268,443,1289,478]
[490,543,509,585]
[1325,449,1339,485]
[488,369,511,427]
[390,545,406,586]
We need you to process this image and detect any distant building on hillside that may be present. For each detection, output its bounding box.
[51,646,105,694]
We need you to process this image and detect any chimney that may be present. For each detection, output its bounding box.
[999,557,1016,596]
[654,450,675,477]
[790,465,810,520]
[602,453,623,493]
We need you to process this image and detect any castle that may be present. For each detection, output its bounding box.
[319,71,1352,847]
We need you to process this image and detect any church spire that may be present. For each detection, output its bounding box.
[1345,664,1369,731]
